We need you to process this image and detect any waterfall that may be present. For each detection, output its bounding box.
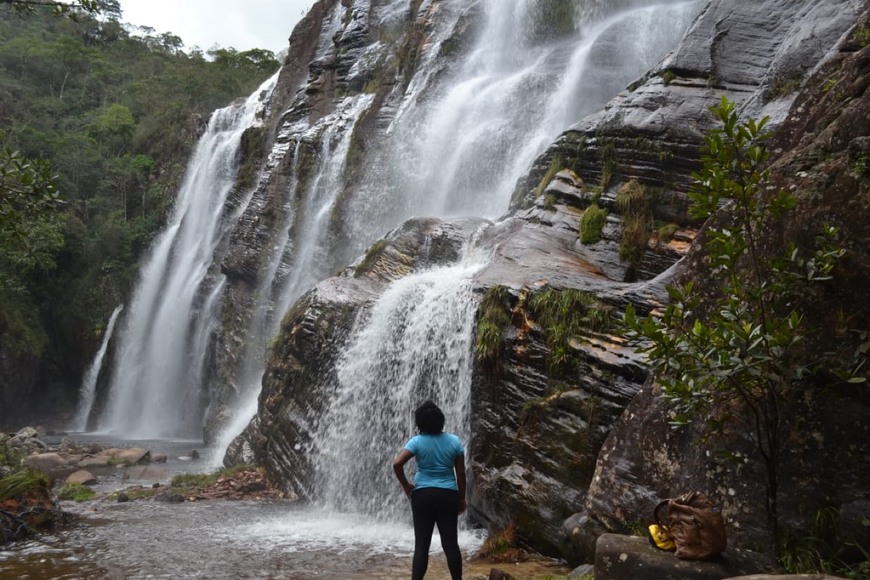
[310,259,483,520]
[210,94,375,460]
[289,0,704,520]
[349,0,702,233]
[99,73,278,439]
[72,304,124,432]
[99,0,701,447]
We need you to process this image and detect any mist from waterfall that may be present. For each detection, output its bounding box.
[72,304,123,432]
[98,74,278,438]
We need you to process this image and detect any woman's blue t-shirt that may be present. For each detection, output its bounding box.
[404,432,465,491]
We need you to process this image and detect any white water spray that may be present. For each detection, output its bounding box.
[72,304,123,432]
[352,0,701,228]
[309,258,483,521]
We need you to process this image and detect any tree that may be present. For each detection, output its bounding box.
[0,147,64,355]
[0,0,101,18]
[624,97,864,549]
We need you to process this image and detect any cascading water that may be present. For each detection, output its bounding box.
[211,95,375,459]
[294,0,703,520]
[349,0,702,233]
[97,0,700,452]
[99,73,278,438]
[309,257,483,521]
[72,304,123,432]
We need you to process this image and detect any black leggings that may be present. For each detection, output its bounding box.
[410,487,462,580]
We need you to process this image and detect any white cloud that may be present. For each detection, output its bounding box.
[118,0,315,53]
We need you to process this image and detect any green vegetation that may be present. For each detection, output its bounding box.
[529,287,613,378]
[598,138,617,189]
[661,69,676,85]
[769,76,802,99]
[615,180,653,273]
[624,97,865,550]
[534,156,563,198]
[56,482,95,502]
[168,464,255,494]
[354,239,387,277]
[579,201,607,245]
[474,286,512,375]
[655,222,678,243]
[0,3,278,412]
[0,469,50,501]
[779,507,870,579]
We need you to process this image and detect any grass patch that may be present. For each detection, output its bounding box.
[598,138,617,188]
[535,156,563,198]
[769,76,802,99]
[529,287,614,377]
[56,482,96,502]
[477,523,526,563]
[169,464,256,495]
[779,507,870,579]
[475,286,512,375]
[615,180,654,272]
[656,222,678,243]
[0,470,50,501]
[579,203,607,244]
[354,239,388,277]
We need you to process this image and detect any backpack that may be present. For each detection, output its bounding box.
[653,491,727,560]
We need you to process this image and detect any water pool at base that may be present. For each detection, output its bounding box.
[0,500,568,579]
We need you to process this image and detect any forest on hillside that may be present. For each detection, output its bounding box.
[0,0,280,421]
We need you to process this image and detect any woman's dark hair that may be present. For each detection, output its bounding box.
[415,400,445,434]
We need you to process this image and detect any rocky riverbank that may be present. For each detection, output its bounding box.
[1,427,288,546]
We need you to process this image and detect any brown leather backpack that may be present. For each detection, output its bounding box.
[653,491,727,560]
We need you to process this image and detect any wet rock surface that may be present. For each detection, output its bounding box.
[594,534,777,580]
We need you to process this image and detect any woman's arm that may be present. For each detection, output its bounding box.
[393,449,415,498]
[454,454,467,514]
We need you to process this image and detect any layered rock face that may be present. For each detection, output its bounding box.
[586,4,870,555]
[225,0,866,563]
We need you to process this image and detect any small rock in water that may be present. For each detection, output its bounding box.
[154,491,184,503]
[152,482,161,488]
[117,492,130,503]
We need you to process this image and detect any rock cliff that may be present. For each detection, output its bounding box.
[224,0,867,564]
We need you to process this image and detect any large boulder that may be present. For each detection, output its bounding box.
[23,453,70,477]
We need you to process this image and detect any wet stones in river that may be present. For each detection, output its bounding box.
[66,470,97,486]
[23,452,74,478]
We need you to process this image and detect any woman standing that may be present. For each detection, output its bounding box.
[393,400,467,580]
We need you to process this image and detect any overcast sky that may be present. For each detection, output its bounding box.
[118,0,315,54]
